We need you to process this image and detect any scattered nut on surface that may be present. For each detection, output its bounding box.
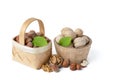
[49,55,63,67]
[49,55,57,64]
[75,28,83,37]
[55,35,64,43]
[76,64,82,70]
[70,63,76,71]
[80,60,88,67]
[50,65,60,72]
[41,64,53,72]
[62,60,70,68]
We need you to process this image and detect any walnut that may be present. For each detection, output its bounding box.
[61,27,73,34]
[49,55,63,67]
[41,64,53,72]
[61,27,76,39]
[70,63,76,71]
[73,36,89,48]
[75,28,83,37]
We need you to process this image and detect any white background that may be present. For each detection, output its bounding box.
[0,0,120,80]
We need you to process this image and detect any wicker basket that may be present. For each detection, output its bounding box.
[54,36,92,64]
[12,18,52,69]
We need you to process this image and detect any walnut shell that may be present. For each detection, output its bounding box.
[75,28,83,37]
[80,60,88,67]
[63,30,76,39]
[73,36,89,48]
[61,27,73,34]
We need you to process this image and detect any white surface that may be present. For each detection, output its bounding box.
[0,0,120,80]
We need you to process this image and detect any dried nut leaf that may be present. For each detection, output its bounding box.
[80,60,88,67]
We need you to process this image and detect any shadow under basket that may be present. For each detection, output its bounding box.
[12,18,52,69]
[54,36,92,64]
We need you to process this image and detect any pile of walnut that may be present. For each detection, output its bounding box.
[41,54,88,72]
[56,27,89,48]
[14,30,49,47]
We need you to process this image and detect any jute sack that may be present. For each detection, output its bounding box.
[12,18,52,69]
[54,36,92,64]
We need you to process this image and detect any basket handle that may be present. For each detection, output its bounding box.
[19,18,45,45]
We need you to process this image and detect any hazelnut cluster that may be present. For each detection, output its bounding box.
[56,27,89,48]
[14,30,49,47]
[62,59,88,71]
[41,54,88,72]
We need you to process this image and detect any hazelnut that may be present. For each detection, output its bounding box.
[80,60,88,67]
[55,35,64,43]
[76,64,81,70]
[28,30,36,38]
[70,63,76,71]
[62,60,70,68]
[36,32,41,36]
[25,38,32,44]
[75,28,83,37]
[15,36,19,42]
[26,42,33,47]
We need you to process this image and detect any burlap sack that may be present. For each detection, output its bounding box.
[54,36,92,64]
[12,18,52,69]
